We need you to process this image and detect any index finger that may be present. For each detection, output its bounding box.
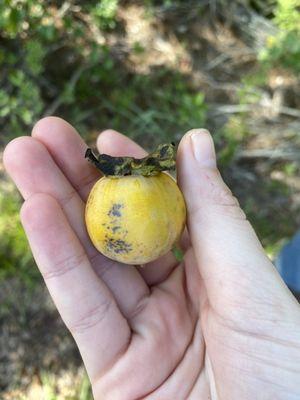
[32,117,101,201]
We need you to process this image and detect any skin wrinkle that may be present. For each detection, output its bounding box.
[226,291,290,321]
[203,312,300,390]
[205,266,280,308]
[186,371,204,400]
[92,257,123,280]
[91,331,133,388]
[178,155,246,222]
[42,250,87,281]
[204,353,218,400]
[179,260,201,327]
[69,300,114,335]
[199,290,299,396]
[148,335,195,398]
[73,168,101,200]
[216,358,300,398]
[216,317,300,353]
[127,292,151,322]
[181,261,196,319]
[88,251,108,269]
[155,280,189,328]
[217,338,300,375]
[58,187,80,209]
[132,316,197,400]
[140,327,196,400]
[145,320,205,400]
[144,255,179,286]
[188,375,211,400]
[208,291,300,345]
[188,199,247,224]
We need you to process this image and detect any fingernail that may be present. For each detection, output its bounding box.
[190,129,216,168]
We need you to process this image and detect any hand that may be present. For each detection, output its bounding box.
[4,118,300,399]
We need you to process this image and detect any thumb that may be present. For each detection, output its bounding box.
[177,129,297,316]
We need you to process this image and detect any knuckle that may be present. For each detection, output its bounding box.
[213,189,246,220]
[128,294,149,321]
[74,170,99,197]
[43,251,87,280]
[190,169,246,221]
[59,189,77,208]
[69,299,113,335]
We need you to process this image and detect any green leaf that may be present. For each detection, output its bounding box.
[0,105,10,117]
[25,40,45,75]
[9,70,25,87]
[172,246,184,262]
[20,108,33,124]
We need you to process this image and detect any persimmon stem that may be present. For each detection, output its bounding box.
[85,143,176,176]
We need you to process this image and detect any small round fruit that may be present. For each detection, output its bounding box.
[85,172,186,265]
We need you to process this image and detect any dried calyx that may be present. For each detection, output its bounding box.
[85,143,176,177]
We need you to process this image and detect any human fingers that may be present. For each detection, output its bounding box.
[97,129,147,158]
[20,193,130,380]
[32,116,100,201]
[32,120,144,202]
[3,135,149,319]
[3,136,91,255]
[177,129,299,321]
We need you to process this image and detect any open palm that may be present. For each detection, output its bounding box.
[4,117,300,399]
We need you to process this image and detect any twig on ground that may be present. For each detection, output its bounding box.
[236,149,300,161]
[44,65,87,116]
[211,103,300,119]
[211,104,254,114]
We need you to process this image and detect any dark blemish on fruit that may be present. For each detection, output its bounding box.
[105,238,132,254]
[108,203,123,218]
[112,226,121,233]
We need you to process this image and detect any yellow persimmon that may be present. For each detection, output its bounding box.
[84,143,186,265]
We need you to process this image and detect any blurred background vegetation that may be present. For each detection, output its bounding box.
[0,0,300,398]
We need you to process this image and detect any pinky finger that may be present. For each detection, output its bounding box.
[20,193,130,381]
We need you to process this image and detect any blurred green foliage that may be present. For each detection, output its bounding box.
[259,0,300,72]
[11,370,92,400]
[38,371,92,400]
[0,0,206,141]
[0,190,38,285]
[236,0,300,113]
[0,0,119,137]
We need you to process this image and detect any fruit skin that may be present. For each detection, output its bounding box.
[85,172,186,265]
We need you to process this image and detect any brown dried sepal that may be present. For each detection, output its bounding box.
[85,143,176,176]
